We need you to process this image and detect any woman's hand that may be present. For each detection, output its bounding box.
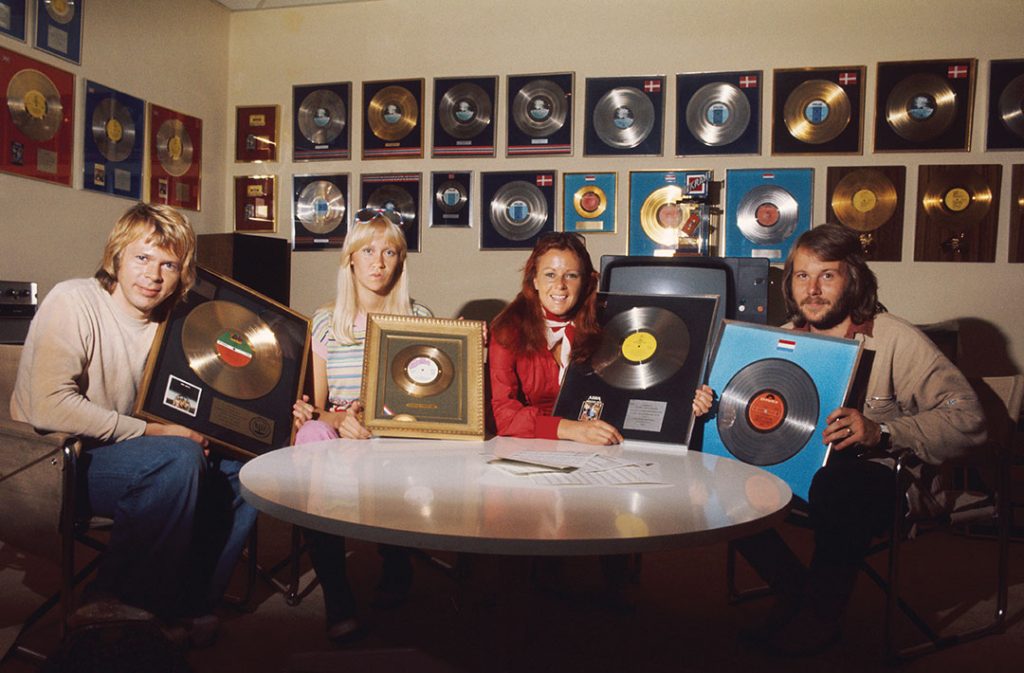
[334,400,372,440]
[558,419,623,446]
[292,394,317,430]
[692,385,715,417]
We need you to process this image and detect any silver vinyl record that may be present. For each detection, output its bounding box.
[685,81,751,147]
[297,89,346,145]
[998,73,1024,139]
[366,184,416,226]
[91,97,136,162]
[155,119,193,177]
[716,358,819,466]
[435,179,468,214]
[6,69,63,142]
[591,306,689,391]
[438,82,492,139]
[512,79,567,138]
[736,184,799,244]
[296,180,345,234]
[489,180,547,240]
[592,86,655,149]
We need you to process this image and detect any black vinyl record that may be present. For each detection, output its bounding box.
[874,59,975,152]
[716,358,819,466]
[772,67,864,154]
[506,72,574,156]
[554,293,717,445]
[584,76,665,156]
[360,173,421,252]
[677,71,762,156]
[986,59,1024,150]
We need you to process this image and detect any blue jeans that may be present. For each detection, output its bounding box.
[78,436,257,616]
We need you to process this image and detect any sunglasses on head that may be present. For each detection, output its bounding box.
[354,207,403,227]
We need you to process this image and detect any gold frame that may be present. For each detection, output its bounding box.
[362,314,485,440]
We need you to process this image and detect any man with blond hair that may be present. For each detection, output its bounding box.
[12,203,256,633]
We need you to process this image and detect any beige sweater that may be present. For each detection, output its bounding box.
[11,278,155,444]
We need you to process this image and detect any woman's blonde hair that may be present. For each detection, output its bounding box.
[330,215,411,344]
[95,203,197,312]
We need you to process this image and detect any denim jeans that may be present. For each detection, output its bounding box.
[77,435,257,616]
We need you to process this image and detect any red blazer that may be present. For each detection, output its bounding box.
[488,338,562,439]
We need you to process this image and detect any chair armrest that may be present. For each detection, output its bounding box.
[0,419,81,562]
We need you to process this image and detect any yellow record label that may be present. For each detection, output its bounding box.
[944,187,971,212]
[246,184,265,197]
[852,188,877,213]
[53,0,69,14]
[168,135,183,160]
[25,90,47,120]
[248,113,266,126]
[106,118,123,143]
[622,332,657,363]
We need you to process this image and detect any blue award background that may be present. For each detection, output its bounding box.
[629,170,711,256]
[563,172,615,234]
[725,168,813,260]
[701,321,862,501]
[83,81,145,200]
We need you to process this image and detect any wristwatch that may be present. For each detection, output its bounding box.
[877,423,892,450]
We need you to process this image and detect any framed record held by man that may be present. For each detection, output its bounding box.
[135,267,310,460]
[361,314,486,441]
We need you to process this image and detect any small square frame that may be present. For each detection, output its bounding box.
[234,175,277,233]
[235,105,279,163]
[362,314,485,440]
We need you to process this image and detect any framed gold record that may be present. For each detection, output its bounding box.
[826,165,905,261]
[772,66,865,155]
[135,267,310,460]
[914,164,1000,262]
[362,78,424,159]
[362,314,485,441]
[1011,165,1024,263]
[875,59,976,152]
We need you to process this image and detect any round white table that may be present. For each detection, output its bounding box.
[239,436,792,555]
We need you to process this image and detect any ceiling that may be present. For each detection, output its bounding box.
[212,0,372,11]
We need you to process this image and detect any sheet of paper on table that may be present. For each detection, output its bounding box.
[489,451,665,485]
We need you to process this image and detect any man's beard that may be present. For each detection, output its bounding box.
[800,294,849,330]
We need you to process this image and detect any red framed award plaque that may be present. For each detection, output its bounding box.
[149,103,202,211]
[235,105,279,163]
[234,175,276,233]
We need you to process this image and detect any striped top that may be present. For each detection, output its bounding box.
[310,303,432,409]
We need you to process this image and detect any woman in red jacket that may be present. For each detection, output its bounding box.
[488,232,625,444]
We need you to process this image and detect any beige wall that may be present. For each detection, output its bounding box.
[2,0,1021,374]
[0,0,230,292]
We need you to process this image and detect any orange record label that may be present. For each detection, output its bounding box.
[747,390,786,432]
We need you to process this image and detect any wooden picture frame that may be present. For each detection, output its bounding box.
[235,104,279,163]
[362,314,485,441]
[234,175,276,233]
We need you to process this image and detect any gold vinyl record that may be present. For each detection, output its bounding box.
[91,97,136,162]
[592,86,655,149]
[296,181,345,234]
[573,185,607,219]
[182,300,283,400]
[366,184,416,226]
[6,69,63,142]
[885,73,957,142]
[155,118,193,177]
[297,89,346,145]
[512,79,567,138]
[489,180,547,240]
[736,184,799,244]
[831,169,898,233]
[782,79,851,144]
[44,0,75,24]
[639,185,703,246]
[391,345,455,398]
[998,73,1024,139]
[367,85,418,142]
[921,170,993,229]
[591,306,689,391]
[435,179,468,214]
[685,81,751,147]
[438,82,491,139]
[717,358,819,466]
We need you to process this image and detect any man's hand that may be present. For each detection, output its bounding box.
[823,407,882,451]
[692,384,714,417]
[145,422,209,452]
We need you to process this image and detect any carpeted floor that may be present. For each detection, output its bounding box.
[2,515,1022,672]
